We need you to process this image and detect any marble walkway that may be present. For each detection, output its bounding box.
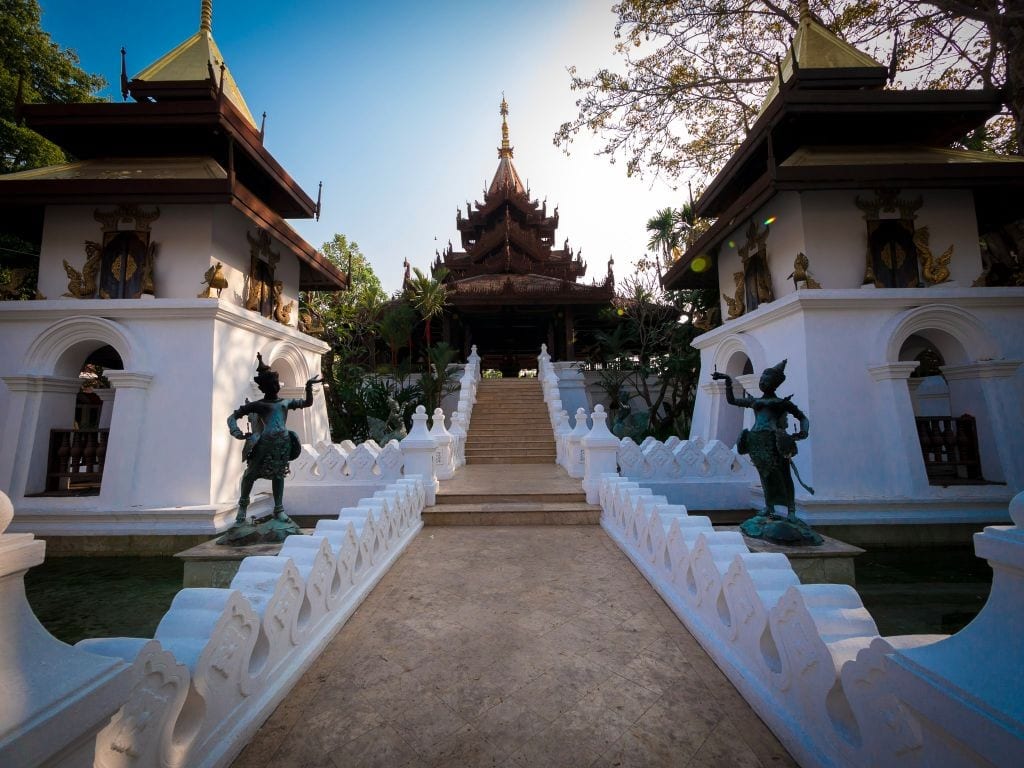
[233,527,797,768]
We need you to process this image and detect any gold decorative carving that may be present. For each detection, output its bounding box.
[298,308,325,335]
[854,189,922,222]
[62,240,103,298]
[244,229,280,314]
[93,205,160,233]
[198,261,229,298]
[914,226,953,285]
[272,280,294,325]
[788,252,821,289]
[855,189,924,286]
[738,220,774,311]
[723,270,745,320]
[140,242,157,296]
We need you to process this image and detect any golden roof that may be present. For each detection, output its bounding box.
[488,96,526,196]
[758,8,884,115]
[132,1,257,128]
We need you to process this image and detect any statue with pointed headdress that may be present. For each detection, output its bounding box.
[712,360,822,545]
[219,354,322,544]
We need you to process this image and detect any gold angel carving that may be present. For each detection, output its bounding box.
[722,270,745,320]
[62,240,103,298]
[788,253,821,289]
[914,226,953,286]
[198,262,229,298]
[272,280,294,325]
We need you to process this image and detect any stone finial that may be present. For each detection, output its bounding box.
[0,490,12,534]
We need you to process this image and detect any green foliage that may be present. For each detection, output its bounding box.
[418,342,460,414]
[0,231,39,299]
[594,262,702,441]
[0,0,106,174]
[323,359,423,444]
[556,1,1023,180]
[306,234,386,369]
[405,267,448,347]
[378,301,417,368]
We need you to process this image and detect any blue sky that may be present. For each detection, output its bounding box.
[39,0,681,293]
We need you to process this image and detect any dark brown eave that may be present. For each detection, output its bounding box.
[0,176,346,291]
[696,82,1003,219]
[21,97,315,219]
[663,154,1024,290]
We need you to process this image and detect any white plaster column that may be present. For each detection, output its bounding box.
[582,405,621,504]
[0,375,81,500]
[401,406,438,505]
[94,387,116,430]
[943,360,1024,488]
[98,371,153,508]
[0,491,133,766]
[868,362,929,497]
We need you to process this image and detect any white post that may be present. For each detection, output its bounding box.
[94,388,116,430]
[429,408,455,480]
[449,411,467,467]
[401,405,438,505]
[0,491,133,766]
[566,407,589,479]
[582,405,621,504]
[554,409,571,466]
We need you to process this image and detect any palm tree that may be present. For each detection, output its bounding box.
[646,207,681,266]
[405,267,449,347]
[378,301,417,369]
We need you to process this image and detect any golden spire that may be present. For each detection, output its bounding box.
[498,95,513,159]
[200,0,213,33]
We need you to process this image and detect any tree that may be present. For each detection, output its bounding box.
[405,267,448,348]
[306,233,385,368]
[596,262,702,439]
[1,0,106,174]
[378,301,417,369]
[556,1,1024,181]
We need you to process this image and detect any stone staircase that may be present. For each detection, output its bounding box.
[464,378,556,465]
[425,378,599,525]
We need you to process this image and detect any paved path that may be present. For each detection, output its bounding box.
[233,527,796,768]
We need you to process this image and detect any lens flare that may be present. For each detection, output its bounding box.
[727,240,736,249]
[691,256,710,273]
[764,216,777,226]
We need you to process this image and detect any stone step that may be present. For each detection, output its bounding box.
[465,449,556,458]
[422,501,601,526]
[435,490,586,505]
[467,455,556,465]
[465,439,555,447]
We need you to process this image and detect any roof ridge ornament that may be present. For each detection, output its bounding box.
[498,94,513,159]
[200,0,213,34]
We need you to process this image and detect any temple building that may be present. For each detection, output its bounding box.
[662,8,1024,533]
[0,1,344,543]
[427,99,614,374]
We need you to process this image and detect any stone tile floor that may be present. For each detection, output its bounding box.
[232,527,797,768]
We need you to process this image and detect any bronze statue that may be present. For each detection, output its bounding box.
[220,354,321,545]
[712,361,822,545]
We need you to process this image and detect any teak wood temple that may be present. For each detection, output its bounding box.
[424,99,614,374]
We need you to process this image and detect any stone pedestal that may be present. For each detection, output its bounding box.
[175,536,296,587]
[719,525,865,585]
[401,406,438,505]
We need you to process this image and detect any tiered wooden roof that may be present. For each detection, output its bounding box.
[0,0,346,291]
[662,8,1023,290]
[434,98,613,305]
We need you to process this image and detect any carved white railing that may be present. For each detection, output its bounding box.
[0,476,427,768]
[617,435,755,482]
[592,464,1024,768]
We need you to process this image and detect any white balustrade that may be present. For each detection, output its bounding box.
[565,408,589,479]
[429,408,456,480]
[593,465,1024,768]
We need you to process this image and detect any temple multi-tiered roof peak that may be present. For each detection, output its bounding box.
[129,0,258,128]
[489,97,525,197]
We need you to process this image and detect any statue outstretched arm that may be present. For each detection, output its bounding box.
[711,372,753,407]
[290,375,323,410]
